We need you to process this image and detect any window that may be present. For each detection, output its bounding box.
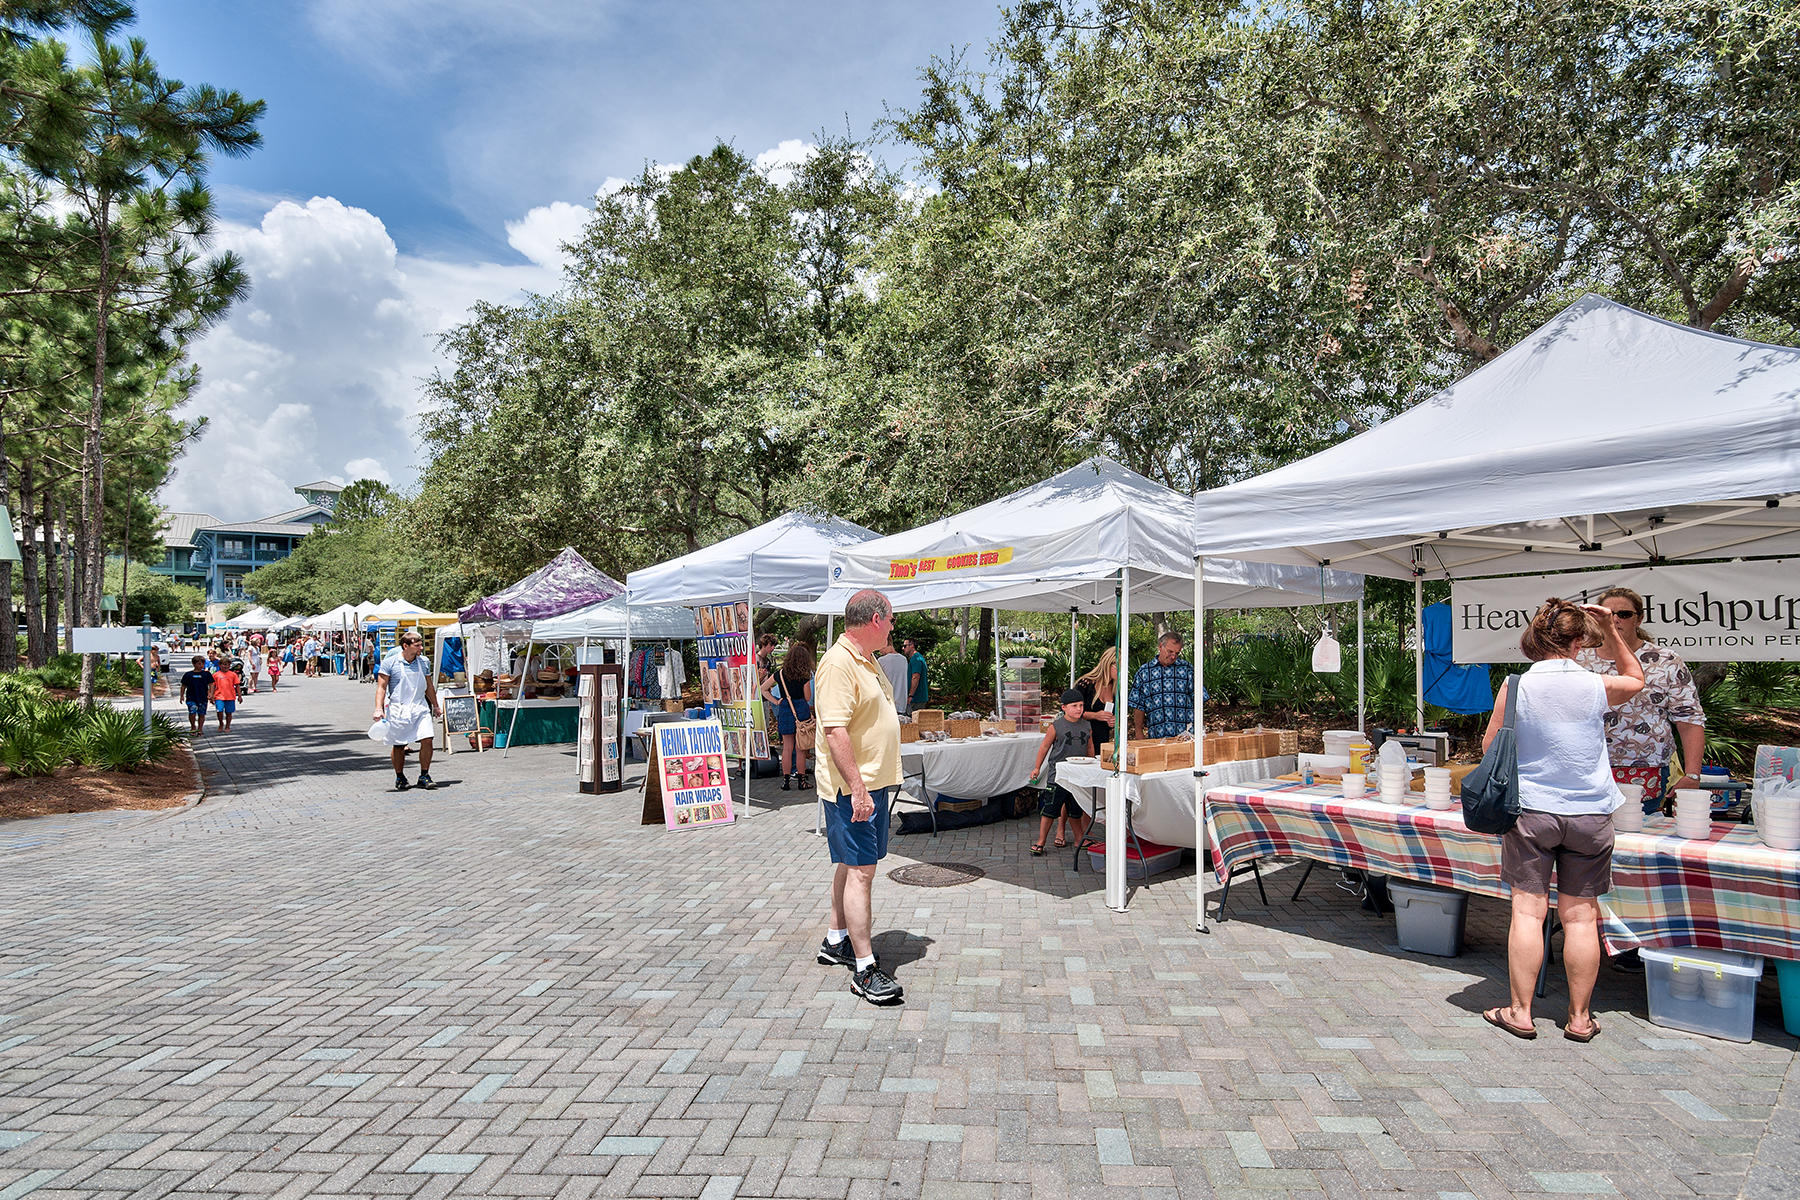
[220,537,247,553]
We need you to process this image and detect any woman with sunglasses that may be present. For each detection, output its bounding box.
[1575,586,1707,815]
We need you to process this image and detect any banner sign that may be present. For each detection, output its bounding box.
[696,603,768,759]
[887,545,1015,581]
[1451,561,1800,663]
[653,719,735,829]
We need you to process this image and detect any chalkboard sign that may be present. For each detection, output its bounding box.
[443,693,480,735]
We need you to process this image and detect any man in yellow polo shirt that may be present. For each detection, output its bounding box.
[813,588,905,1005]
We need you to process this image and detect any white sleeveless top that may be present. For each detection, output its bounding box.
[1512,659,1624,816]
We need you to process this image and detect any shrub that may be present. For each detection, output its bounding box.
[0,726,68,776]
[74,707,153,771]
[146,712,188,761]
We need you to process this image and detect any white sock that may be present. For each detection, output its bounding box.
[855,955,875,971]
[827,929,847,944]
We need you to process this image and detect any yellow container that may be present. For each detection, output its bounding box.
[1347,739,1373,775]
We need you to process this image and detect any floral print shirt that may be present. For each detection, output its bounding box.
[1575,641,1705,768]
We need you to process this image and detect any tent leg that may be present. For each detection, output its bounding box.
[1357,598,1366,732]
[1069,608,1077,687]
[1107,569,1130,913]
[993,608,1001,717]
[745,591,756,816]
[503,638,531,758]
[1413,575,1424,730]
[1194,556,1207,934]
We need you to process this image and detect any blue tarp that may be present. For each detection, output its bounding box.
[1422,602,1494,715]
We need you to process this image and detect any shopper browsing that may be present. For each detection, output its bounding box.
[812,589,905,1006]
[1128,631,1194,738]
[1028,689,1094,855]
[1481,599,1643,1043]
[877,637,910,716]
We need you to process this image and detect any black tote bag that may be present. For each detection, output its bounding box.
[1461,674,1522,834]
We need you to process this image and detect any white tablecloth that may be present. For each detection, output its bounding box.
[1057,756,1298,848]
[901,732,1044,801]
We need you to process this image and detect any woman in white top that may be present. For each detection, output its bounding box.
[1479,598,1643,1044]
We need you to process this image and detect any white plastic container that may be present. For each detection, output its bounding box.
[1389,880,1468,956]
[1612,802,1643,833]
[1322,729,1362,759]
[1340,772,1366,798]
[1640,946,1765,1042]
[1422,789,1456,811]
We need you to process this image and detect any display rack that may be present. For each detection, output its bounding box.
[1001,656,1044,727]
[576,664,625,793]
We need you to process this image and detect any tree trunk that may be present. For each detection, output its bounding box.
[78,194,111,706]
[17,460,43,667]
[959,606,969,658]
[41,487,59,665]
[976,607,993,672]
[0,423,12,673]
[55,491,71,656]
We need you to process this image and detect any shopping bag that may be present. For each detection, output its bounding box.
[1461,674,1521,835]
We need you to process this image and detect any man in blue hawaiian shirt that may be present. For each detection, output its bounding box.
[1129,631,1194,738]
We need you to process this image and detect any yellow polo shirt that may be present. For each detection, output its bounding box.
[813,632,902,801]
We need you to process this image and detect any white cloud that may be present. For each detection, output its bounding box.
[754,139,817,188]
[160,196,561,522]
[504,200,591,273]
[343,458,391,485]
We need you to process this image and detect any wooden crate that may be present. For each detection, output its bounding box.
[1162,741,1195,772]
[899,724,921,744]
[1268,728,1300,755]
[945,718,983,739]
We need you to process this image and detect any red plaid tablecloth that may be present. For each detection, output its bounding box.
[1206,781,1800,960]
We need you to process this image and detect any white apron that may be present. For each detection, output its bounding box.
[368,652,435,746]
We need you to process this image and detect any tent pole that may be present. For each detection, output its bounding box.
[745,589,755,817]
[1107,568,1130,912]
[503,634,531,758]
[993,608,1001,717]
[1356,598,1366,732]
[1413,572,1425,730]
[1194,555,1207,933]
[1069,608,1077,686]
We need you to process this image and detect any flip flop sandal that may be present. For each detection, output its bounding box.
[1563,1021,1601,1043]
[1030,844,1045,856]
[1053,837,1068,848]
[1483,1007,1538,1040]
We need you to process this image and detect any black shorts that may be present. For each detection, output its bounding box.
[1039,785,1083,819]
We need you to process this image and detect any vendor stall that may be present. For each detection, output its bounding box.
[458,548,626,754]
[1188,295,1800,931]
[627,512,879,809]
[1206,779,1800,961]
[814,457,1361,908]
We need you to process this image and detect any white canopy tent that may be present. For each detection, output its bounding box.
[1187,294,1800,930]
[303,603,357,630]
[818,458,1363,912]
[628,512,879,811]
[532,597,699,642]
[230,605,287,630]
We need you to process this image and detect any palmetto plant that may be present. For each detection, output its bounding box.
[74,707,154,771]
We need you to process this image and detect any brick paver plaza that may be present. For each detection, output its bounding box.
[2,676,1795,1198]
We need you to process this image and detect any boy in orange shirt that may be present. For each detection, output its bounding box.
[212,659,241,731]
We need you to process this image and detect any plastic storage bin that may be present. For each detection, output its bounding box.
[1086,838,1181,879]
[1773,958,1800,1037]
[1388,880,1468,957]
[1641,946,1765,1042]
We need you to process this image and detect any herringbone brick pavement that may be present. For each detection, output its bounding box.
[1,675,1794,1198]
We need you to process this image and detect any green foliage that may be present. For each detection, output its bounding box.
[221,601,249,620]
[930,654,981,707]
[72,704,150,769]
[0,724,63,776]
[144,709,185,759]
[101,560,204,626]
[1696,662,1800,769]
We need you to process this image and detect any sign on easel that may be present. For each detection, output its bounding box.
[441,693,480,754]
[652,719,735,830]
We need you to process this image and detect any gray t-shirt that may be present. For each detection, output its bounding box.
[878,652,910,714]
[1043,714,1093,790]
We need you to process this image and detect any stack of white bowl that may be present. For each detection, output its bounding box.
[1378,765,1409,804]
[1421,767,1455,810]
[1673,788,1713,839]
[1612,783,1645,833]
[1758,790,1800,850]
[1340,772,1366,799]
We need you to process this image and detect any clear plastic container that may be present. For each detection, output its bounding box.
[1640,946,1765,1042]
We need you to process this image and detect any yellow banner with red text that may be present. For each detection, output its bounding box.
[887,546,1015,581]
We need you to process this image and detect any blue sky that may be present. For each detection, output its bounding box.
[132,1,1006,519]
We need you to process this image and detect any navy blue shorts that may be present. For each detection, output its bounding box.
[1039,784,1083,819]
[824,786,893,866]
[185,700,205,715]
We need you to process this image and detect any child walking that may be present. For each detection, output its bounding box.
[1028,689,1095,856]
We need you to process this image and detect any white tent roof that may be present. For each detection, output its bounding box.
[1190,295,1800,579]
[811,458,1362,614]
[531,597,700,641]
[232,605,286,629]
[304,603,358,629]
[627,511,879,607]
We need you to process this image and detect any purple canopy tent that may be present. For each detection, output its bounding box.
[459,548,625,756]
[458,547,624,624]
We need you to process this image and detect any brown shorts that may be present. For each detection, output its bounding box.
[1500,810,1615,898]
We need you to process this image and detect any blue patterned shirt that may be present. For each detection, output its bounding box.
[1129,657,1194,738]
